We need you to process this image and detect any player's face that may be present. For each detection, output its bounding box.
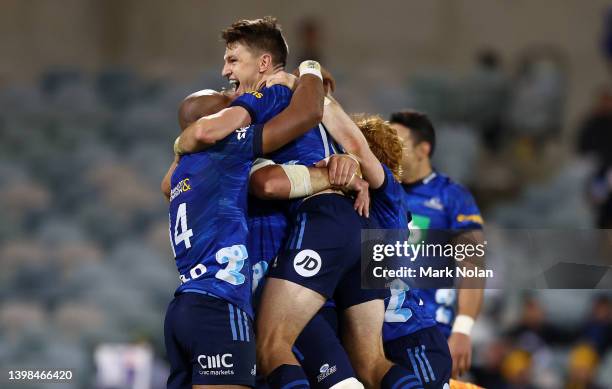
[391,123,422,181]
[222,42,261,93]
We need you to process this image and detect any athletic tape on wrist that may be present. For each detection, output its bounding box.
[280,164,313,199]
[452,314,475,336]
[299,60,322,80]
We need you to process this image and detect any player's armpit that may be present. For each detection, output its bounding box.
[260,74,324,154]
[177,106,251,153]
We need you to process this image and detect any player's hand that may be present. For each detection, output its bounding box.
[325,154,360,187]
[266,71,298,91]
[347,176,370,218]
[448,332,472,378]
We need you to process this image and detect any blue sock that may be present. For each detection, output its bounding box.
[381,364,423,389]
[266,364,310,389]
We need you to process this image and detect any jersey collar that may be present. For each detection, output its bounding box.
[403,171,437,190]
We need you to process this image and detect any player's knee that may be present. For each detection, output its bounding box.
[351,355,392,389]
[351,362,379,388]
[256,328,291,356]
[329,377,365,389]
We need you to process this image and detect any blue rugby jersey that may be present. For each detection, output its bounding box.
[401,171,483,337]
[169,125,263,319]
[371,165,438,342]
[232,85,335,299]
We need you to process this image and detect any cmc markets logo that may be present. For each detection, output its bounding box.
[197,354,234,376]
[293,250,322,277]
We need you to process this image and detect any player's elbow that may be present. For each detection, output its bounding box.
[343,138,368,158]
[250,177,279,199]
[306,104,324,128]
[250,169,287,200]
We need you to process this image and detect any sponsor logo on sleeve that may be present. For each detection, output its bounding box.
[197,353,235,376]
[246,91,263,99]
[456,214,483,224]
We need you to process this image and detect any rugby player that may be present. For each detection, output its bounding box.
[253,91,425,389]
[161,62,325,389]
[174,17,414,389]
[252,99,452,388]
[167,16,367,389]
[387,110,485,380]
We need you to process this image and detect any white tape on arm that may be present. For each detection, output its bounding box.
[280,164,313,199]
[452,314,475,336]
[299,60,322,80]
[250,158,276,176]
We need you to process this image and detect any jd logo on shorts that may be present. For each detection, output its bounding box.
[293,249,322,277]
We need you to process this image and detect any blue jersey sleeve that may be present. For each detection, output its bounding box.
[216,124,264,160]
[445,183,483,230]
[229,85,292,125]
[370,164,410,229]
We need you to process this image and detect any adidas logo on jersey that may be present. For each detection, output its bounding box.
[423,197,444,211]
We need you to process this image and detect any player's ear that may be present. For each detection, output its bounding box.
[259,53,273,73]
[416,141,431,159]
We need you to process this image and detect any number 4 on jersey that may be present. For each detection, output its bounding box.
[174,203,194,249]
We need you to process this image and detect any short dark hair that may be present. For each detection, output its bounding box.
[222,16,288,67]
[389,110,436,157]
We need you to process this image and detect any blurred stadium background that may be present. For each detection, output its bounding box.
[1,1,611,388]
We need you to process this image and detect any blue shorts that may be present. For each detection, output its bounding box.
[294,306,355,389]
[383,326,451,389]
[164,292,256,388]
[268,194,385,309]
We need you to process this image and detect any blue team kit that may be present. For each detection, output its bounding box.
[399,171,483,338]
[377,171,483,388]
[165,85,291,388]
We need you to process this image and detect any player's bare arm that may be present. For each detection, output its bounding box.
[449,229,485,378]
[249,156,370,216]
[161,154,180,201]
[260,70,324,153]
[322,96,385,189]
[177,105,251,153]
[161,90,235,200]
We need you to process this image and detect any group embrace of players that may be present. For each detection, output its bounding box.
[161,17,485,389]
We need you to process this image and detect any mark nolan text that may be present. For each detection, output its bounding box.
[373,265,493,279]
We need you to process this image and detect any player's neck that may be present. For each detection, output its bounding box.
[402,161,433,185]
[256,67,285,90]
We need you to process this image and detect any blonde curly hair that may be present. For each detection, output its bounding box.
[353,114,403,181]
